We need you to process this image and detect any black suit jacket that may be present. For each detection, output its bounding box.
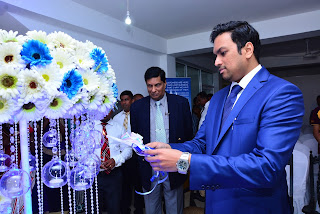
[130,93,193,190]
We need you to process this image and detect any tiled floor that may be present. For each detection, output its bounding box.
[49,190,205,214]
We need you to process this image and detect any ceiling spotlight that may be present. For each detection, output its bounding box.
[125,0,132,25]
[125,11,131,25]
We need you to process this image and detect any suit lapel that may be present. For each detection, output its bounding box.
[214,67,269,152]
[206,89,229,154]
[143,97,151,144]
[167,94,176,143]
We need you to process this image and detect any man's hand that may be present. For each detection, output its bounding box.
[100,158,115,170]
[144,148,183,172]
[146,142,172,149]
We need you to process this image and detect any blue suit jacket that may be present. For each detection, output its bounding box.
[171,67,304,214]
[130,93,193,190]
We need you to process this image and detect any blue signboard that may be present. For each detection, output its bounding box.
[165,77,191,108]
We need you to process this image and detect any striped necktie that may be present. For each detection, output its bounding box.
[123,112,129,132]
[101,123,111,174]
[221,85,242,127]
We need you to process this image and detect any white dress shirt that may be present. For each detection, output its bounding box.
[94,119,132,168]
[198,100,210,130]
[113,110,131,133]
[229,64,262,107]
[150,93,169,143]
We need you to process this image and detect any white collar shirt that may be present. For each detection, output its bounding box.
[113,110,131,133]
[229,64,262,108]
[94,119,132,169]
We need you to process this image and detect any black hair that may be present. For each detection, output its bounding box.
[120,90,133,99]
[210,21,261,63]
[144,67,166,83]
[197,91,208,99]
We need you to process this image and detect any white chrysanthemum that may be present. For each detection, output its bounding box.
[65,89,89,118]
[20,69,47,101]
[73,41,94,69]
[85,40,97,50]
[97,88,117,117]
[15,98,46,122]
[47,31,77,53]
[26,30,50,45]
[0,96,17,123]
[44,91,73,119]
[0,30,26,45]
[85,89,103,111]
[0,42,24,67]
[78,69,100,92]
[105,65,116,83]
[51,48,76,73]
[0,66,22,99]
[36,63,63,94]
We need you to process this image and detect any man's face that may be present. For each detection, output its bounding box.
[197,96,208,107]
[146,76,166,101]
[120,95,133,112]
[213,32,249,82]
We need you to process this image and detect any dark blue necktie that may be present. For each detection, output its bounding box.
[221,85,242,127]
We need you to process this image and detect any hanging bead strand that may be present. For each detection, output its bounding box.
[0,124,3,152]
[14,122,19,213]
[72,117,77,214]
[65,119,73,214]
[90,185,94,214]
[84,190,88,214]
[34,121,42,214]
[95,176,99,214]
[40,118,44,214]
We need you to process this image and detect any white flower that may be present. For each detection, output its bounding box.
[44,91,73,119]
[86,89,103,111]
[85,40,97,50]
[0,42,24,67]
[26,30,50,45]
[0,30,26,45]
[20,68,47,101]
[78,69,100,92]
[73,41,94,70]
[47,31,76,53]
[37,63,63,94]
[105,65,116,83]
[65,89,89,118]
[97,87,116,118]
[0,66,22,99]
[51,48,76,73]
[15,98,46,122]
[0,96,17,123]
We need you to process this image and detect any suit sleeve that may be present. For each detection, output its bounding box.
[182,97,193,141]
[175,83,304,190]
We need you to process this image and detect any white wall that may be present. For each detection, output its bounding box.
[283,74,320,125]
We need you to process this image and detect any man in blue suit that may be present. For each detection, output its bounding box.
[145,21,304,214]
[130,67,193,214]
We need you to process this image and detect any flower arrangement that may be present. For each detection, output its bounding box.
[0,30,118,123]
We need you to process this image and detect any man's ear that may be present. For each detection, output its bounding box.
[243,42,254,59]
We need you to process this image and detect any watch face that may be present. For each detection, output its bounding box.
[178,160,188,171]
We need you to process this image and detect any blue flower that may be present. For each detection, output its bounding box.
[112,83,118,98]
[60,69,83,99]
[90,48,109,74]
[20,40,53,67]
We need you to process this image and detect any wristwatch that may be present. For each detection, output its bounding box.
[176,152,190,174]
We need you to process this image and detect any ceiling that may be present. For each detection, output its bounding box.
[72,0,320,73]
[73,0,320,39]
